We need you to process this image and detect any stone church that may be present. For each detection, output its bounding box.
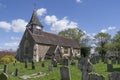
[16,10,80,62]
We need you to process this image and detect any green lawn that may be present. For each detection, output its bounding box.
[0,60,120,80]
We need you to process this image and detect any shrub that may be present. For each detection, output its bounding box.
[0,55,16,64]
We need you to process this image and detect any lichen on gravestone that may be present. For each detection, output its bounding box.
[0,72,8,80]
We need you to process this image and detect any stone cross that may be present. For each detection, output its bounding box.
[78,57,94,80]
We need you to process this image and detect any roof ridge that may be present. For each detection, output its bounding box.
[43,31,75,41]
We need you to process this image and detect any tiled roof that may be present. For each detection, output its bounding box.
[27,28,80,48]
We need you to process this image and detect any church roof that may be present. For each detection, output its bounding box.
[27,28,80,49]
[27,10,43,28]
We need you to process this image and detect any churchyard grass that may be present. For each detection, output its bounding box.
[0,60,120,80]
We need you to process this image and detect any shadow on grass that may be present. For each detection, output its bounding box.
[113,68,120,72]
[105,68,120,72]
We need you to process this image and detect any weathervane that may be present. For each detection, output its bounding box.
[34,0,37,10]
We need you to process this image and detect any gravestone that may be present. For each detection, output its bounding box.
[32,61,35,69]
[78,57,94,80]
[13,63,15,66]
[108,72,120,80]
[104,57,108,64]
[107,64,113,72]
[15,68,18,76]
[13,60,17,66]
[3,65,7,73]
[90,57,96,64]
[0,72,8,80]
[88,73,105,80]
[117,58,120,64]
[25,60,28,68]
[52,58,57,67]
[41,62,45,67]
[70,60,76,66]
[60,66,71,80]
[96,56,100,63]
[111,58,116,64]
[63,58,69,66]
[48,66,54,71]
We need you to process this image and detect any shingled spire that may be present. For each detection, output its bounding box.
[27,10,44,34]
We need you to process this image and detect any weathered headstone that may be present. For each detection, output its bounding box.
[48,66,54,71]
[3,65,7,73]
[117,58,120,64]
[41,62,45,67]
[104,57,108,64]
[107,64,113,72]
[70,60,76,66]
[15,68,19,76]
[111,57,116,64]
[32,61,35,69]
[88,73,105,80]
[25,60,28,68]
[60,66,71,80]
[52,58,57,67]
[96,56,100,63]
[63,58,69,66]
[0,72,8,80]
[90,57,96,64]
[13,60,17,66]
[78,57,94,80]
[108,72,120,80]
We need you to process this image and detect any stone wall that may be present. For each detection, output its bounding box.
[17,30,34,62]
[37,44,50,61]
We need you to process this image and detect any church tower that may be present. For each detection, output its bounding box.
[27,10,43,35]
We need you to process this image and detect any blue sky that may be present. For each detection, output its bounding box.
[0,0,120,50]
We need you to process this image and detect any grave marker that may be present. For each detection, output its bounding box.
[0,72,8,80]
[60,66,71,80]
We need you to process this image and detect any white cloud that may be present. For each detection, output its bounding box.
[83,30,87,34]
[45,16,78,32]
[92,33,96,36]
[100,29,107,33]
[100,26,117,33]
[4,42,19,47]
[11,36,20,40]
[0,19,27,32]
[37,8,47,16]
[76,0,82,3]
[0,21,11,32]
[51,17,78,32]
[108,26,116,30]
[11,19,28,32]
[44,15,57,25]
